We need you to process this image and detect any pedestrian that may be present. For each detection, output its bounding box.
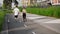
[22,7,26,22]
[13,5,20,19]
[12,2,15,9]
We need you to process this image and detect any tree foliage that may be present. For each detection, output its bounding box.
[3,0,12,9]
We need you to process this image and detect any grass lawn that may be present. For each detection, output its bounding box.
[26,6,60,18]
[0,10,6,31]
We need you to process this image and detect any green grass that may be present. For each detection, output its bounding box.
[0,10,5,31]
[0,9,13,31]
[26,6,60,18]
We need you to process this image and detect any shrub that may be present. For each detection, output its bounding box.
[26,6,60,18]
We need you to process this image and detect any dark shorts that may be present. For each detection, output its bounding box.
[23,13,26,19]
[15,15,18,18]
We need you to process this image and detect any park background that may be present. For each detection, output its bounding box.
[0,0,60,32]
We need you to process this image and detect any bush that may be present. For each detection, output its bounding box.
[26,6,60,18]
[19,7,23,12]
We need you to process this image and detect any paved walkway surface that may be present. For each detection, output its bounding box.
[0,13,60,34]
[27,13,60,34]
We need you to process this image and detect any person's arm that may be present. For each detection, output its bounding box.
[24,9,26,13]
[18,9,20,15]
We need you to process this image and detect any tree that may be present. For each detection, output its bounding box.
[3,0,12,9]
[14,0,18,6]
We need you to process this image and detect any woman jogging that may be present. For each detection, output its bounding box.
[22,7,26,22]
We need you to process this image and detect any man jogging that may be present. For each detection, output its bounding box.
[13,5,20,19]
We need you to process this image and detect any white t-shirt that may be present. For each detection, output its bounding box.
[13,8,20,15]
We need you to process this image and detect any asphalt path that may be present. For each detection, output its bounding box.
[1,13,60,34]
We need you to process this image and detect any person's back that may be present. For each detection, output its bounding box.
[14,8,19,15]
[22,9,26,13]
[13,6,20,19]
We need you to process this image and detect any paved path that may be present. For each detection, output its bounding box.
[1,13,60,34]
[27,13,60,34]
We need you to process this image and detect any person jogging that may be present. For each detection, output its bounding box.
[22,7,26,22]
[13,5,20,19]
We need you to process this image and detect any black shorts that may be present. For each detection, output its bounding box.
[15,15,18,18]
[23,13,26,19]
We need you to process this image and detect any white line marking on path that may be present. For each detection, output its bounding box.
[24,24,27,27]
[32,32,36,34]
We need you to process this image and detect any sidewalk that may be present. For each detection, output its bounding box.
[26,13,60,34]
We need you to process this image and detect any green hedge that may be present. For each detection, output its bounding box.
[19,7,23,12]
[26,6,60,18]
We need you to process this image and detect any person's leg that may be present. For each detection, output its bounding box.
[25,13,27,22]
[15,15,18,19]
[24,13,26,19]
[15,15,16,19]
[23,13,25,22]
[23,13,26,22]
